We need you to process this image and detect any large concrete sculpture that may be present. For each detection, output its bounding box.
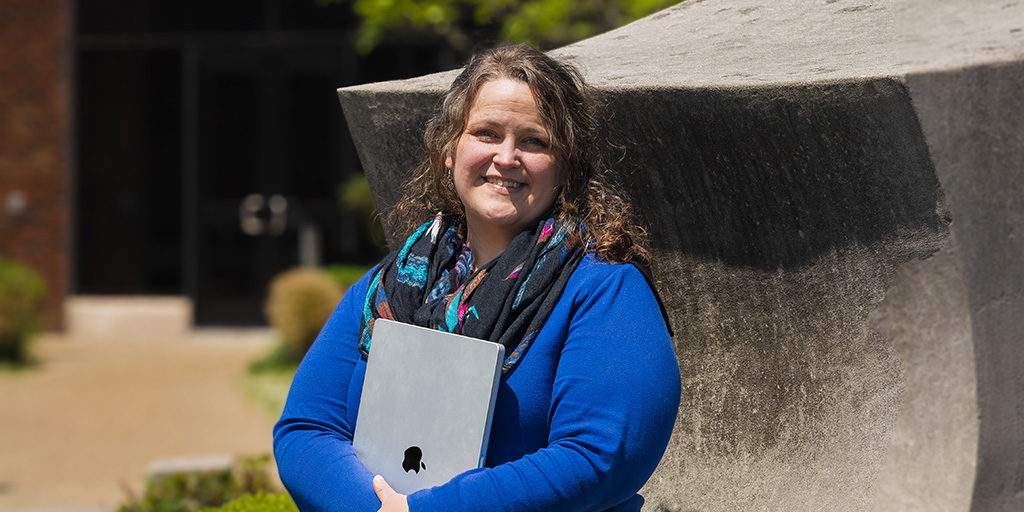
[336,0,1024,510]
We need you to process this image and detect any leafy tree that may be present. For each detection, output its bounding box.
[319,0,683,54]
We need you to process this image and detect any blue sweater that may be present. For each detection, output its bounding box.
[273,254,681,511]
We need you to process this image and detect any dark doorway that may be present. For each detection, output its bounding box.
[75,0,451,325]
[190,49,350,324]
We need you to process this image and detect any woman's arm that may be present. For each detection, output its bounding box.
[273,270,381,512]
[406,260,681,512]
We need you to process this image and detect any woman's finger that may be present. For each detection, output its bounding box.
[373,474,391,500]
[373,475,410,512]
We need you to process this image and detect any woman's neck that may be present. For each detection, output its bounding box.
[465,226,513,268]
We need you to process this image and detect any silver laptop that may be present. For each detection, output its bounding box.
[353,319,504,495]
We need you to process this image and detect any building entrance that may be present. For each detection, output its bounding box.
[74,1,447,325]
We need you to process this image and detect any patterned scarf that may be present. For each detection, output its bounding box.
[359,214,584,374]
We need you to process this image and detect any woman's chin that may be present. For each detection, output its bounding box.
[466,211,536,239]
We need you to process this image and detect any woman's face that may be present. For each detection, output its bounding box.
[446,78,563,249]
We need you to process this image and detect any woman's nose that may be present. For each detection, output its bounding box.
[493,139,519,168]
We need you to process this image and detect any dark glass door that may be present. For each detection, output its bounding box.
[76,0,448,325]
[191,49,347,325]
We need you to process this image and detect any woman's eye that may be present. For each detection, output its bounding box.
[523,138,548,149]
[474,130,498,140]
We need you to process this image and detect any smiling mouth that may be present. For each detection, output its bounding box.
[485,177,522,189]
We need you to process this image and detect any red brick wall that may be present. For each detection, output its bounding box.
[0,1,70,329]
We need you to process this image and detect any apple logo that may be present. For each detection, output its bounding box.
[402,446,427,473]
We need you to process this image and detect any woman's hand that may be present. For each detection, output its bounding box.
[373,475,409,512]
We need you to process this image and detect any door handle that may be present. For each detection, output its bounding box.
[240,193,265,235]
[267,194,287,236]
[239,193,288,236]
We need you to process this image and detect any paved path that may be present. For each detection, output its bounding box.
[0,331,280,511]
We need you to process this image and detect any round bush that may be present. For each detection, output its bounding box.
[0,257,46,362]
[264,267,343,360]
[199,492,297,512]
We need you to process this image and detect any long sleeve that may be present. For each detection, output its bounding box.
[273,269,380,511]
[273,257,681,512]
[406,258,680,511]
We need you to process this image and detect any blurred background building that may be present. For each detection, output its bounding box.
[0,0,451,328]
[0,0,679,331]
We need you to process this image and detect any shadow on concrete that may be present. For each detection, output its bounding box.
[612,79,947,270]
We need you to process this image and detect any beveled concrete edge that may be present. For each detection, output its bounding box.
[334,0,1022,95]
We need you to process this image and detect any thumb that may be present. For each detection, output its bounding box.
[373,474,395,502]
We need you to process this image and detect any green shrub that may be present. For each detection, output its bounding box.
[243,360,296,419]
[338,173,377,220]
[264,267,343,362]
[0,257,46,362]
[322,264,373,290]
[120,468,236,512]
[247,344,300,374]
[337,173,388,261]
[199,493,298,512]
[119,455,276,512]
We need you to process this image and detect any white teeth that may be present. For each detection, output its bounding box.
[485,177,521,188]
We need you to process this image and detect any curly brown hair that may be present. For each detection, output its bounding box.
[387,44,649,264]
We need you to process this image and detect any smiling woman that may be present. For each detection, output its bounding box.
[448,78,563,265]
[390,44,651,267]
[273,44,680,512]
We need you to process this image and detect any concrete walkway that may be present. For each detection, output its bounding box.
[0,331,281,511]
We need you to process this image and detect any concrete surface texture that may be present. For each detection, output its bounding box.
[337,0,1023,510]
[0,333,277,511]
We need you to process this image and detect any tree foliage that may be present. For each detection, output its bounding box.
[320,0,683,54]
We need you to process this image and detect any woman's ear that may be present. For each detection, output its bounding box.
[445,153,454,170]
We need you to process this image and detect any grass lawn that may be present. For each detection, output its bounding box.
[243,345,299,420]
